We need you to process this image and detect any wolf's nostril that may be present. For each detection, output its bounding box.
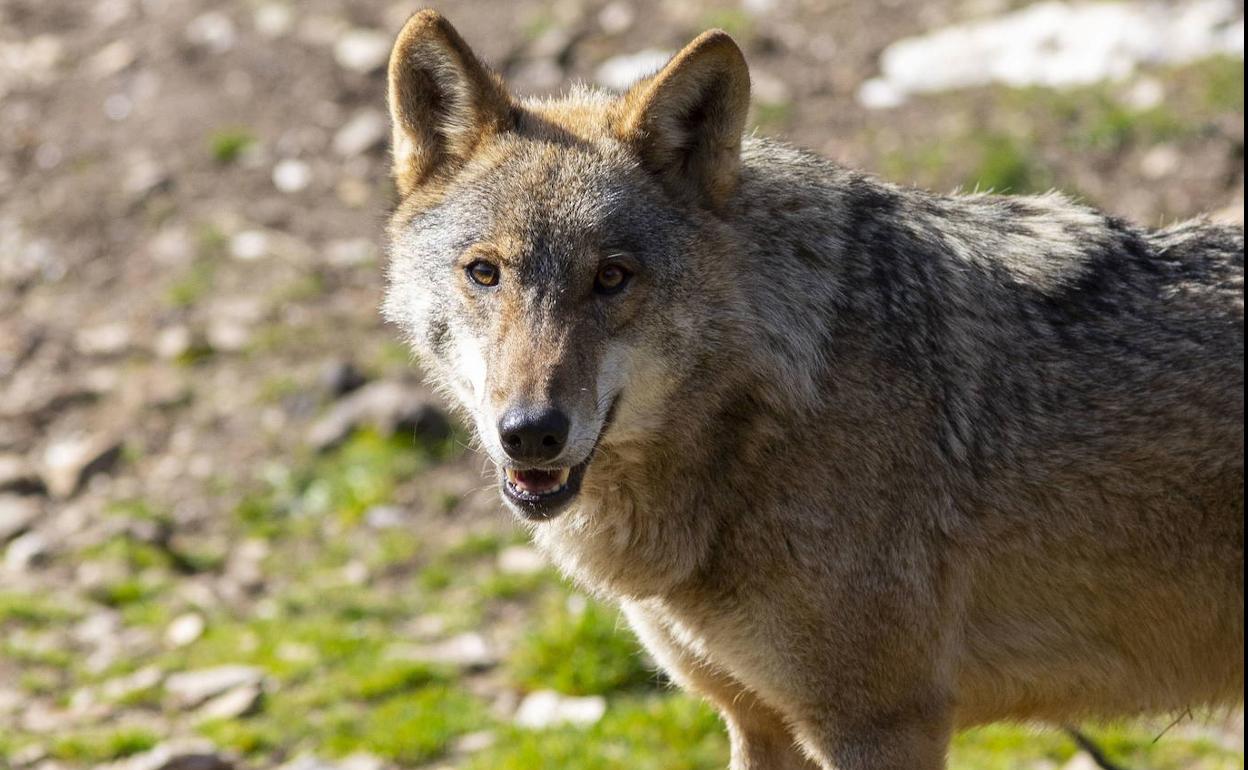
[498,405,570,462]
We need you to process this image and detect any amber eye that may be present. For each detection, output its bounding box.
[594,263,631,295]
[466,260,500,287]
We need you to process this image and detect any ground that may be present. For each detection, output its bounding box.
[0,0,1243,769]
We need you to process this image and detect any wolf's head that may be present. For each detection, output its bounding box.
[382,11,752,521]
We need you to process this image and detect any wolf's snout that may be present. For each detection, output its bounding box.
[498,405,570,463]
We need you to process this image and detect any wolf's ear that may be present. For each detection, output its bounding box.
[615,30,750,210]
[387,10,513,196]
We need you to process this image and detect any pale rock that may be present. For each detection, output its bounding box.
[514,690,607,728]
[334,29,391,74]
[0,495,40,541]
[186,12,237,54]
[74,322,132,356]
[4,530,49,571]
[197,683,263,720]
[497,545,545,576]
[41,434,123,498]
[229,229,270,261]
[254,4,294,39]
[165,612,206,647]
[154,325,193,360]
[273,159,313,193]
[324,237,379,268]
[333,110,388,157]
[595,49,673,91]
[165,665,264,708]
[598,2,636,34]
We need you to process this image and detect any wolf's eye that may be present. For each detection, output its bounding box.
[466,260,500,287]
[594,263,631,295]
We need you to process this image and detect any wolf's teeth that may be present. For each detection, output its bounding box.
[506,469,519,483]
[557,468,571,484]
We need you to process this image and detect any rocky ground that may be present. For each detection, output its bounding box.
[0,0,1243,768]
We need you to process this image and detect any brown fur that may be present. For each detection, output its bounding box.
[383,12,1244,769]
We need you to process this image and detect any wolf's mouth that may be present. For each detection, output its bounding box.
[499,397,619,522]
[501,461,589,520]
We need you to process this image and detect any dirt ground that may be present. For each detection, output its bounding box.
[0,0,1243,768]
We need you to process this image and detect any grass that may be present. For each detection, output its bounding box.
[466,694,729,770]
[209,128,256,164]
[509,594,657,696]
[49,727,160,764]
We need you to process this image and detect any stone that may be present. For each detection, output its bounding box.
[186,12,237,54]
[400,632,497,670]
[154,325,193,360]
[333,110,388,157]
[228,230,270,261]
[321,360,367,398]
[333,29,391,74]
[41,434,124,498]
[74,322,132,356]
[272,159,312,193]
[595,49,673,91]
[307,380,449,451]
[323,238,379,268]
[4,530,50,571]
[165,612,206,647]
[100,665,163,701]
[513,690,606,729]
[598,2,635,34]
[0,495,40,542]
[165,665,264,708]
[197,683,263,720]
[0,454,43,495]
[496,545,545,576]
[364,505,407,530]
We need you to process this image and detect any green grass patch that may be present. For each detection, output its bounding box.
[509,595,655,696]
[466,693,728,770]
[50,727,159,763]
[210,128,256,164]
[0,591,80,627]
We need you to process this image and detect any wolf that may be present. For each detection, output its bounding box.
[381,11,1244,769]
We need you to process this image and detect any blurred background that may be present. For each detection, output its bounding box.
[0,0,1243,768]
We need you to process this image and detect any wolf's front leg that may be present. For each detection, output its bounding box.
[790,700,953,770]
[623,602,819,770]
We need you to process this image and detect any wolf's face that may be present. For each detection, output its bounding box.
[383,12,750,520]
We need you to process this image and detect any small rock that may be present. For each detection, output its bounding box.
[197,683,263,720]
[333,29,391,74]
[186,12,237,54]
[165,665,264,708]
[497,545,545,576]
[321,360,367,398]
[337,755,383,770]
[74,322,132,356]
[0,455,44,495]
[278,757,343,770]
[101,665,163,701]
[453,731,496,754]
[104,741,234,770]
[364,505,407,530]
[598,2,635,35]
[1140,144,1180,180]
[514,690,606,729]
[323,237,379,268]
[206,320,251,352]
[595,49,673,91]
[0,495,40,542]
[124,156,170,199]
[165,612,206,647]
[403,632,497,670]
[254,3,294,39]
[154,325,193,360]
[273,159,312,193]
[307,380,449,451]
[333,110,388,157]
[4,530,50,571]
[1061,755,1101,770]
[41,434,124,498]
[229,229,270,261]
[87,39,136,78]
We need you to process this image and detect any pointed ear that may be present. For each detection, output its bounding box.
[614,30,750,209]
[387,10,514,196]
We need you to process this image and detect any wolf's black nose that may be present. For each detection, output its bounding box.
[499,406,570,463]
